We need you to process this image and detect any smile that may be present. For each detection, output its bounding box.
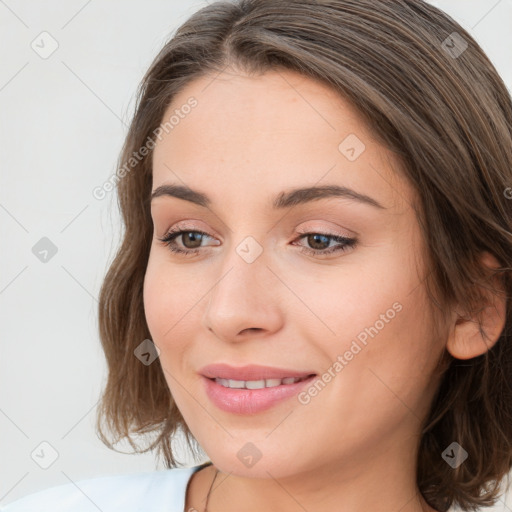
[203,374,317,414]
[213,375,312,389]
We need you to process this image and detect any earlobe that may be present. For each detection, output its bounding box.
[446,252,507,360]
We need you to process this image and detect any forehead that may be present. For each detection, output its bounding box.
[151,68,413,213]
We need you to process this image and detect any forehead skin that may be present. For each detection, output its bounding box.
[151,67,416,228]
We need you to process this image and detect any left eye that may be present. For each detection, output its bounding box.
[293,232,357,256]
[157,229,357,257]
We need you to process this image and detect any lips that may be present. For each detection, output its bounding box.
[201,369,318,414]
[199,363,316,381]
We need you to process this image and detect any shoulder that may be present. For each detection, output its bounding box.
[0,465,199,512]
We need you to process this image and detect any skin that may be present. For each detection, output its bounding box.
[143,67,505,512]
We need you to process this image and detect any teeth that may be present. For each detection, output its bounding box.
[246,379,266,389]
[214,376,308,389]
[263,379,283,387]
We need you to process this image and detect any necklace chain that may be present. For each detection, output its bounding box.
[203,467,219,512]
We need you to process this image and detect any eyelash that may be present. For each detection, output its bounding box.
[157,227,357,258]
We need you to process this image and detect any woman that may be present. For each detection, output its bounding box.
[3,1,511,511]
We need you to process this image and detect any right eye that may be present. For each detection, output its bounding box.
[158,228,219,256]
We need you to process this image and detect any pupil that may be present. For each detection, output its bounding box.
[183,232,202,248]
[308,234,329,250]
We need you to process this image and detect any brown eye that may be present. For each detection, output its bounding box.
[305,234,331,251]
[158,228,218,256]
[293,232,357,257]
[180,231,204,249]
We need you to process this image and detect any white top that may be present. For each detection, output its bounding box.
[0,464,203,512]
[1,464,457,512]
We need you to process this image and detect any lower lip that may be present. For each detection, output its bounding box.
[202,375,317,414]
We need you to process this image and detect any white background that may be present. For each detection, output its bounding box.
[1,0,511,509]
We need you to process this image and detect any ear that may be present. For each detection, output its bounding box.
[446,252,507,360]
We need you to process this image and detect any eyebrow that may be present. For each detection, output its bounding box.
[150,183,385,210]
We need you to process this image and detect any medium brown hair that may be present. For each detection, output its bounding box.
[95,1,512,510]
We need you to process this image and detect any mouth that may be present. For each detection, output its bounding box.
[199,363,316,381]
[199,364,318,415]
[207,374,315,389]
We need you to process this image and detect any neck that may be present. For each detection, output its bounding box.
[197,428,440,512]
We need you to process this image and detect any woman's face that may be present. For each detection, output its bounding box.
[144,68,447,478]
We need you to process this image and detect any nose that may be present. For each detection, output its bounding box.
[201,251,284,343]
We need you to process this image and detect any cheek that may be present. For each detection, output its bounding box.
[298,291,438,453]
[143,249,199,329]
[307,244,437,405]
[142,251,216,389]
[142,256,196,403]
[321,284,438,420]
[143,256,168,339]
[143,253,190,350]
[289,256,411,350]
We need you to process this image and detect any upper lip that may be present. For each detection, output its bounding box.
[199,363,316,381]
